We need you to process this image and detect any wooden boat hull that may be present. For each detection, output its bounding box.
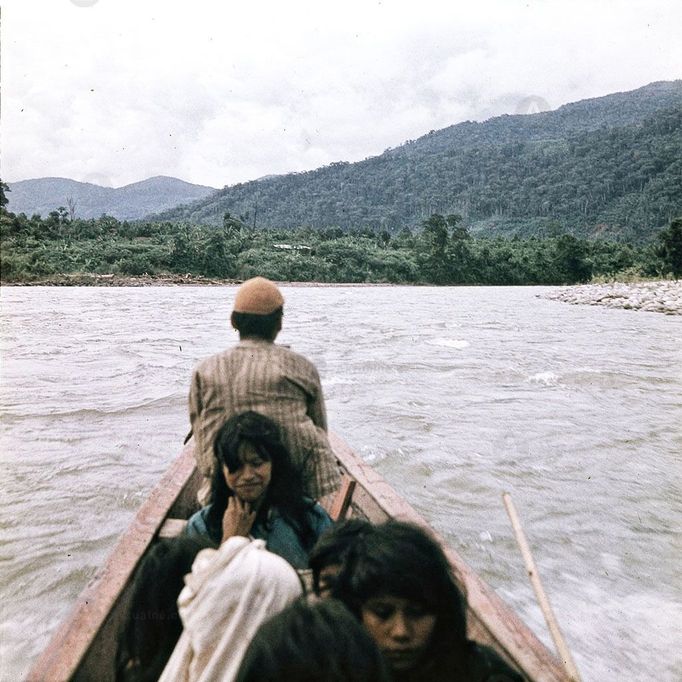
[27,433,569,681]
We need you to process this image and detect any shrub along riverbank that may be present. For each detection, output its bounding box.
[1,209,679,286]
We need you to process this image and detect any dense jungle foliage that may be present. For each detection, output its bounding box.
[154,82,682,240]
[2,197,679,285]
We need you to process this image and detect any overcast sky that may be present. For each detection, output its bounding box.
[2,0,680,188]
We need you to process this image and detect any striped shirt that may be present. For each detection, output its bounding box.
[189,338,341,500]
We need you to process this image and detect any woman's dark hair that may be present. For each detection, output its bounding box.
[308,519,374,596]
[333,521,469,677]
[231,306,283,340]
[236,599,391,682]
[205,411,317,549]
[115,535,214,682]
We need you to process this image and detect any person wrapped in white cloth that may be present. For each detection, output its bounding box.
[159,536,302,682]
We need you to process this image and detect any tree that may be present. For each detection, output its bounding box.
[169,225,200,272]
[449,223,472,283]
[657,217,682,279]
[66,197,77,221]
[420,214,450,283]
[223,212,246,236]
[422,214,449,248]
[553,235,592,283]
[395,227,414,247]
[0,180,9,209]
[202,230,236,278]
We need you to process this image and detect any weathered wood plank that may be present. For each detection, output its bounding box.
[328,474,357,522]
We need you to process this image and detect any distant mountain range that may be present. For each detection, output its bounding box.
[6,81,681,240]
[4,176,217,221]
[154,80,682,240]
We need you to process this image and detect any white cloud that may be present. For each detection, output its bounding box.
[1,0,680,188]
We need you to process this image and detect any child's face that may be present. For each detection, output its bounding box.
[223,442,272,503]
[360,594,436,671]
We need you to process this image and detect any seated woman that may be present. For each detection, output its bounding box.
[236,598,391,682]
[115,536,214,682]
[159,536,303,682]
[185,411,333,569]
[333,521,523,682]
[308,518,374,598]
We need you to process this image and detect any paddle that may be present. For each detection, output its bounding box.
[502,492,582,682]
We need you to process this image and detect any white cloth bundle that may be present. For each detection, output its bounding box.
[159,537,302,682]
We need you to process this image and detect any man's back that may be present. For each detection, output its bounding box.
[190,338,339,501]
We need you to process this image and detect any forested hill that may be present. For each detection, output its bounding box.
[5,176,217,221]
[155,81,682,240]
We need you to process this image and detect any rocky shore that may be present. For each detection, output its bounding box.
[541,280,682,315]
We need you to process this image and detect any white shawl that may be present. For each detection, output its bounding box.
[159,537,302,682]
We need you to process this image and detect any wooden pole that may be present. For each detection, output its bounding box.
[502,492,582,682]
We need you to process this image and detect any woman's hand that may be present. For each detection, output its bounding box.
[221,496,256,542]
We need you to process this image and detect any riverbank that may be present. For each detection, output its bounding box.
[1,273,399,288]
[1,273,240,287]
[4,274,681,314]
[540,279,682,315]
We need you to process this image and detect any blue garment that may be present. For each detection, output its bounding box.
[185,500,333,569]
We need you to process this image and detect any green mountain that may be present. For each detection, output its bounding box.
[5,175,217,221]
[155,81,682,240]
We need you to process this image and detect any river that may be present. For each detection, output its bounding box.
[1,285,680,681]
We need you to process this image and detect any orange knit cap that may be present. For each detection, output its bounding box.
[233,277,284,315]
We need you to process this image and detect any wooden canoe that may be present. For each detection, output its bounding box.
[27,432,570,681]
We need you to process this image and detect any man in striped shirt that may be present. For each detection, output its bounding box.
[189,277,340,504]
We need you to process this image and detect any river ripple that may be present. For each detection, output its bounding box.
[1,285,680,681]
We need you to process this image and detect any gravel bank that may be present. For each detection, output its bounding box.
[540,280,682,315]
